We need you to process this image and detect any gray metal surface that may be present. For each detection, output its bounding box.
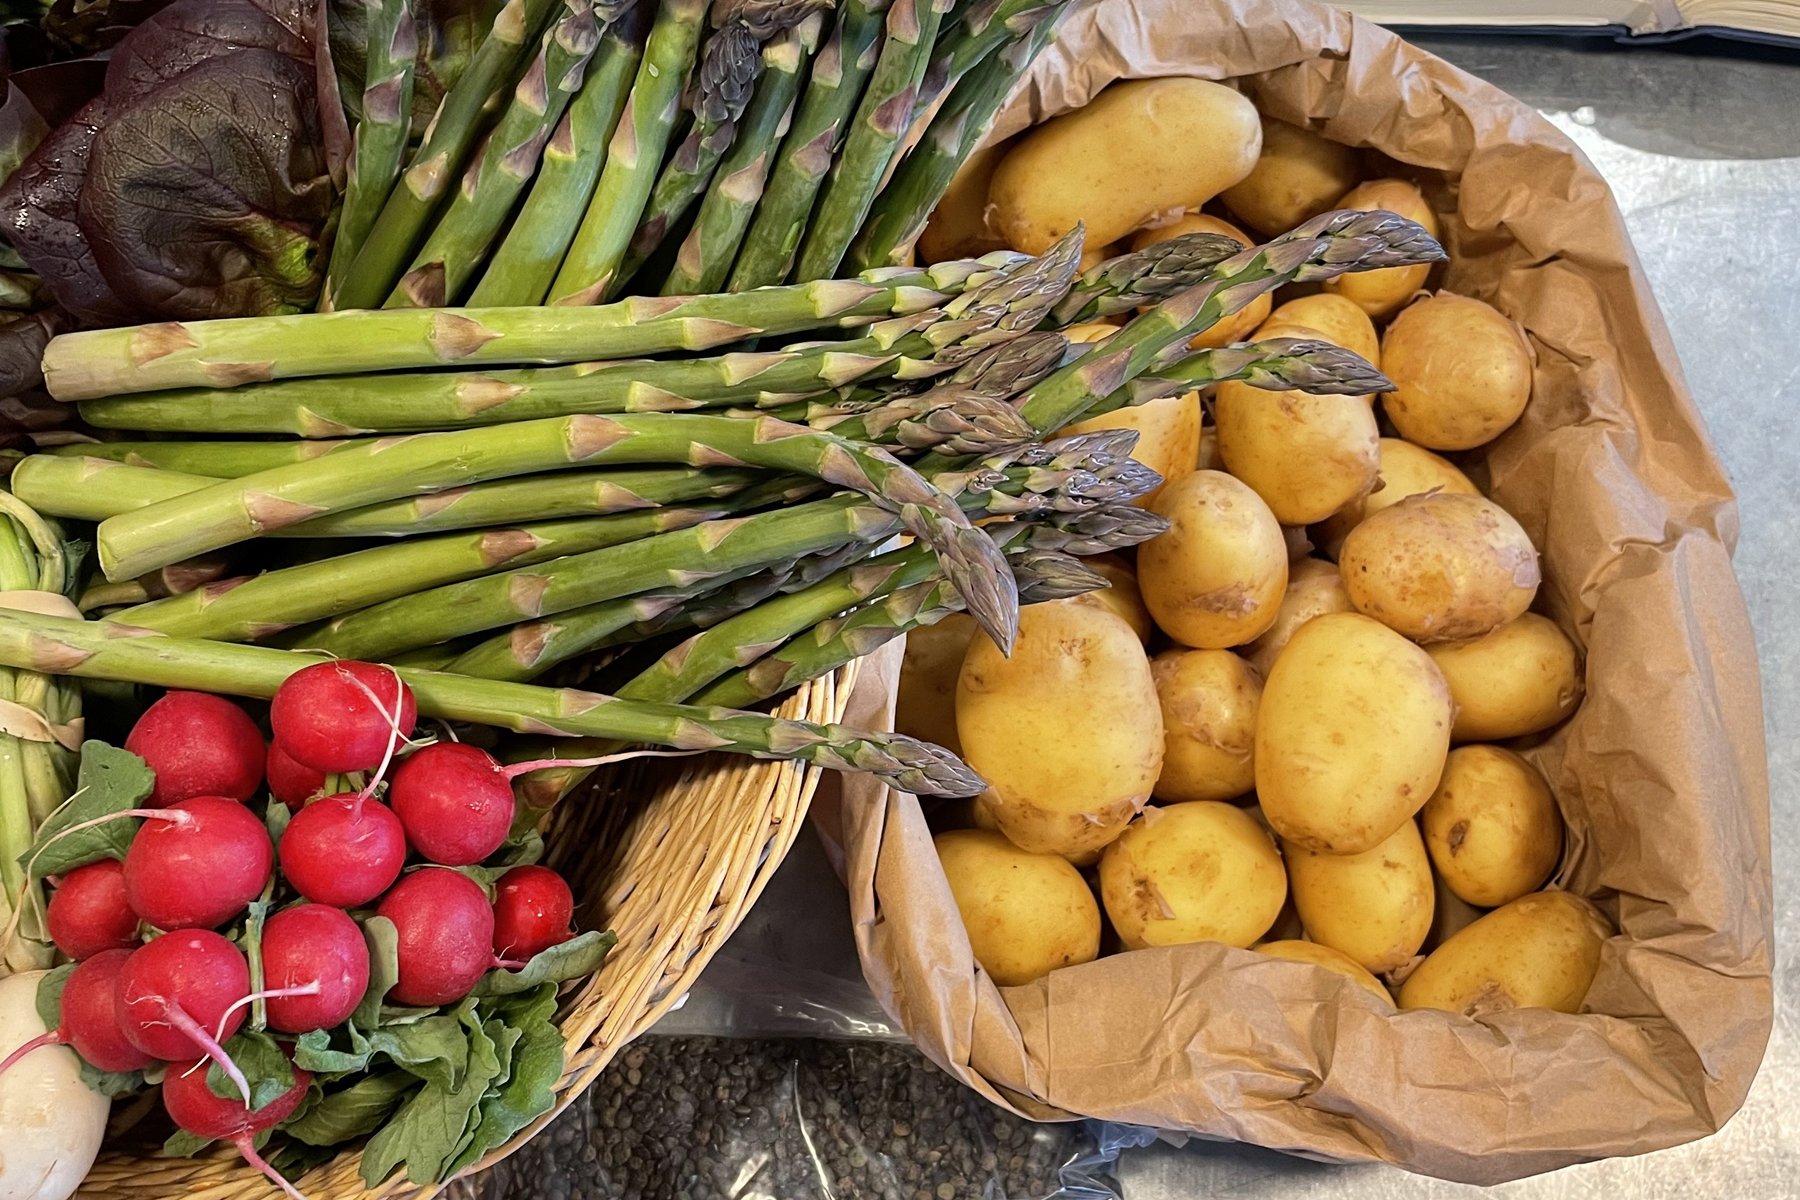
[658,33,1800,1197]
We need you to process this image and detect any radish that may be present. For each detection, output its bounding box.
[271,661,416,774]
[0,949,152,1076]
[0,971,108,1200]
[259,905,370,1034]
[124,690,266,807]
[123,796,274,930]
[376,868,499,1006]
[46,859,141,959]
[388,742,516,866]
[266,741,329,810]
[162,1052,312,1200]
[492,866,576,961]
[114,930,251,1101]
[278,794,406,908]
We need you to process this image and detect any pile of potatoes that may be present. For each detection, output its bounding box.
[900,80,1612,1017]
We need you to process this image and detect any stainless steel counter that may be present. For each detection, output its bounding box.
[653,32,1800,1198]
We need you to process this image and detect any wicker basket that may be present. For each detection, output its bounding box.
[75,663,857,1199]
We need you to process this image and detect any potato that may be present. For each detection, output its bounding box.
[959,603,1162,857]
[1426,613,1584,741]
[1254,939,1392,1002]
[1314,438,1480,558]
[1221,118,1363,235]
[1064,321,1118,345]
[935,830,1102,986]
[917,142,1008,263]
[1139,470,1287,648]
[1129,214,1269,349]
[1261,292,1379,366]
[1070,555,1154,644]
[1399,890,1611,1015]
[1421,746,1563,908]
[991,79,1262,254]
[895,613,977,756]
[1321,179,1440,318]
[1098,802,1285,950]
[1256,612,1453,854]
[1150,649,1260,803]
[1213,378,1379,525]
[1284,820,1434,974]
[1242,557,1354,677]
[1078,240,1122,271]
[1381,292,1533,451]
[1062,391,1200,508]
[1340,493,1540,642]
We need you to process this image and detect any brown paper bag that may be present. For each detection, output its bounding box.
[824,0,1773,1183]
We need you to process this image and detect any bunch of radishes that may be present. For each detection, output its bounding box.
[4,661,599,1199]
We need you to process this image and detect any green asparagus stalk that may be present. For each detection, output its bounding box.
[325,0,419,305]
[917,0,1060,107]
[1101,336,1395,414]
[41,438,367,476]
[44,257,1014,400]
[389,1,604,308]
[331,0,567,311]
[1048,230,1247,325]
[660,17,817,295]
[792,0,952,282]
[729,0,886,289]
[470,3,653,306]
[0,611,985,797]
[547,0,709,304]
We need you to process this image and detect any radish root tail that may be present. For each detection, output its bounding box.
[162,1001,251,1105]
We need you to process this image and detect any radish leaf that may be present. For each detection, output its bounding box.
[21,740,152,876]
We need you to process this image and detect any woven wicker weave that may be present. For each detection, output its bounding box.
[75,663,855,1199]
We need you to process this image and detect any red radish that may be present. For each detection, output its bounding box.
[259,905,370,1034]
[377,869,497,1006]
[162,1053,312,1200]
[492,866,576,960]
[114,930,251,1101]
[46,859,140,959]
[266,741,329,810]
[388,742,515,866]
[279,794,406,908]
[271,661,416,774]
[0,949,152,1076]
[123,796,273,930]
[124,691,265,808]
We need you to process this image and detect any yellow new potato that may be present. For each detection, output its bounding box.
[1070,555,1154,644]
[1099,802,1286,950]
[1321,179,1440,318]
[959,604,1162,857]
[1340,493,1540,642]
[1427,613,1584,741]
[1399,890,1611,1015]
[1254,939,1392,1002]
[1421,746,1564,908]
[991,79,1262,254]
[1063,391,1200,508]
[1150,649,1260,803]
[917,142,1008,263]
[1214,378,1379,525]
[935,830,1102,986]
[1285,821,1434,974]
[1222,118,1363,235]
[1262,293,1380,366]
[1381,292,1534,451]
[1064,322,1117,345]
[1315,438,1481,558]
[1242,557,1354,677]
[1256,613,1453,854]
[895,613,977,757]
[1128,214,1268,349]
[1139,471,1287,648]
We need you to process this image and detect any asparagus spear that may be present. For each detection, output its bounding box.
[41,438,367,476]
[547,0,710,305]
[792,0,952,282]
[1106,336,1395,413]
[331,0,567,311]
[1048,230,1247,325]
[389,2,604,308]
[470,3,652,307]
[43,257,1012,400]
[0,611,985,797]
[729,0,886,290]
[324,0,419,307]
[917,0,1061,107]
[660,17,817,295]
